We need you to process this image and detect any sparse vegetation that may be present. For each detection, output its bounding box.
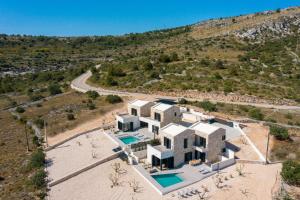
[269,125,289,140]
[281,160,300,186]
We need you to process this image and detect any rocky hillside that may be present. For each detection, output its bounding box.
[192,7,300,41]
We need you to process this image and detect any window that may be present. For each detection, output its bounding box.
[174,112,177,117]
[222,148,226,153]
[152,125,159,134]
[154,112,161,121]
[131,108,137,116]
[184,138,188,148]
[222,135,226,141]
[164,137,171,149]
[195,135,206,148]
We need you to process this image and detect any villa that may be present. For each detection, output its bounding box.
[116,99,180,135]
[115,99,230,169]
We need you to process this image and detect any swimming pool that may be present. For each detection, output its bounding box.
[119,136,140,145]
[152,173,183,188]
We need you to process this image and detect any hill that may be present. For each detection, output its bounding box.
[0,7,299,103]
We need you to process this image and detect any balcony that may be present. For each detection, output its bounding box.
[147,144,173,159]
[193,143,207,152]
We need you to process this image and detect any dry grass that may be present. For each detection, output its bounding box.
[20,91,125,136]
[0,110,38,199]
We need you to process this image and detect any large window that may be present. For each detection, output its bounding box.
[184,138,188,148]
[154,112,161,122]
[164,137,171,149]
[195,135,206,148]
[131,108,137,116]
[152,125,159,134]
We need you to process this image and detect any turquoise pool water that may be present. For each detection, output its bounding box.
[152,173,183,188]
[119,136,140,144]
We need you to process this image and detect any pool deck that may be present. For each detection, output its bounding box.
[133,163,216,195]
[108,128,154,148]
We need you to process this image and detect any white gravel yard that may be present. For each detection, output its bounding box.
[49,157,281,200]
[46,130,118,183]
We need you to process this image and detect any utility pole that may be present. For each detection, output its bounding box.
[24,124,30,152]
[265,130,270,164]
[44,120,48,147]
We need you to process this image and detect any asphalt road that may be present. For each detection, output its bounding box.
[71,68,300,111]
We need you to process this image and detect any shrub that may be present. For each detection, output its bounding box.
[48,84,62,95]
[158,54,171,63]
[150,138,160,146]
[34,118,44,129]
[198,100,217,112]
[106,76,118,86]
[16,107,25,113]
[32,136,41,147]
[269,125,289,140]
[87,102,96,110]
[86,91,99,99]
[281,160,300,186]
[143,61,153,71]
[67,113,75,120]
[105,95,123,104]
[29,94,44,101]
[31,169,47,189]
[29,150,45,169]
[178,98,188,104]
[170,52,179,61]
[248,108,264,120]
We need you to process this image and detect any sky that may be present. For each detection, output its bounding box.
[0,0,300,36]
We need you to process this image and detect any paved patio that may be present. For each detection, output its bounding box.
[134,163,216,195]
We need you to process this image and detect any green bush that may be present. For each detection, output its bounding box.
[16,107,25,113]
[31,169,47,189]
[105,95,123,104]
[248,108,264,120]
[198,100,217,112]
[269,125,289,140]
[29,150,45,169]
[86,91,99,99]
[48,84,62,95]
[281,160,300,186]
[67,113,75,120]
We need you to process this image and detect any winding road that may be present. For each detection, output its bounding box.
[71,67,300,111]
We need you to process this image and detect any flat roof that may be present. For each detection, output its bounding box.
[161,123,187,136]
[152,103,173,111]
[129,99,150,107]
[190,122,220,135]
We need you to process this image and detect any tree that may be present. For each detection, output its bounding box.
[269,125,289,140]
[281,160,300,186]
[48,84,62,95]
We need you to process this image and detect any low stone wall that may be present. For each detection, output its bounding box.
[211,158,236,171]
[236,159,265,164]
[45,127,102,151]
